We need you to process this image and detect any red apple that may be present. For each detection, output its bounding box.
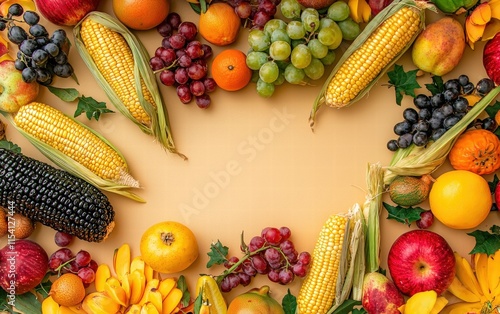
[484,32,500,85]
[33,0,100,26]
[0,60,39,113]
[362,272,405,314]
[495,181,500,207]
[0,239,49,295]
[387,229,455,296]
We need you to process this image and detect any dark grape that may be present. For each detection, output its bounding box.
[278,268,294,285]
[8,25,28,44]
[429,116,443,130]
[176,84,192,104]
[190,80,205,96]
[203,77,217,93]
[394,120,412,136]
[75,250,92,267]
[251,255,268,274]
[443,115,461,129]
[476,78,495,96]
[29,24,48,37]
[19,39,37,56]
[195,94,211,109]
[241,260,258,276]
[441,104,454,116]
[53,63,73,78]
[286,250,298,263]
[178,54,192,68]
[50,29,67,47]
[50,248,73,263]
[430,93,445,108]
[157,21,173,37]
[35,36,49,47]
[298,251,311,265]
[481,117,498,132]
[249,236,266,252]
[201,44,213,59]
[443,88,459,102]
[21,67,37,83]
[14,59,26,71]
[43,42,60,57]
[48,257,63,272]
[78,267,95,284]
[224,256,241,271]
[160,48,177,66]
[32,49,49,65]
[418,108,432,121]
[227,273,241,289]
[403,108,418,124]
[252,11,271,29]
[267,269,280,282]
[0,21,6,32]
[458,74,469,86]
[35,68,51,83]
[160,69,175,86]
[178,21,198,41]
[88,260,99,273]
[292,262,307,277]
[166,12,182,29]
[444,79,461,92]
[235,2,252,18]
[23,11,40,25]
[185,41,204,59]
[462,82,475,95]
[397,133,413,149]
[259,0,277,15]
[264,247,281,264]
[416,211,434,229]
[387,139,399,151]
[187,63,207,80]
[8,3,23,16]
[279,239,294,255]
[279,227,291,241]
[174,67,189,85]
[150,56,165,71]
[238,272,252,286]
[162,37,172,48]
[430,128,446,141]
[220,276,232,292]
[453,97,469,113]
[169,33,186,49]
[412,131,428,147]
[53,51,68,65]
[414,120,430,133]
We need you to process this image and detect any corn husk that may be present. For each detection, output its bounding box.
[4,112,145,202]
[309,0,431,128]
[384,85,500,186]
[73,12,185,159]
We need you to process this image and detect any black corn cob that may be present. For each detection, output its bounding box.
[0,148,115,242]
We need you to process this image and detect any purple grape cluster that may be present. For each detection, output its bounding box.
[227,0,281,29]
[215,226,311,292]
[149,13,217,109]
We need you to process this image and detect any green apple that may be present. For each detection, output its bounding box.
[0,60,39,113]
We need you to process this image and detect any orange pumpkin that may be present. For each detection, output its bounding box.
[449,128,500,175]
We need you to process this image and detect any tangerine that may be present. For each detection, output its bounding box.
[199,2,241,46]
[211,49,252,91]
[112,0,170,31]
[429,170,492,229]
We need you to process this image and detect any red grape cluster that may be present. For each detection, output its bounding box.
[48,231,97,287]
[226,0,281,29]
[149,13,217,109]
[215,226,311,292]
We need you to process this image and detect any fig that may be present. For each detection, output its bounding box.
[362,272,405,314]
[227,285,284,314]
[411,17,465,76]
[0,239,49,294]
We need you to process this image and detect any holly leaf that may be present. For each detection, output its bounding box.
[46,86,79,102]
[425,76,444,95]
[488,174,499,193]
[332,299,363,314]
[206,240,229,268]
[282,289,297,314]
[387,65,421,106]
[74,96,114,121]
[176,275,191,308]
[467,225,500,256]
[383,202,425,226]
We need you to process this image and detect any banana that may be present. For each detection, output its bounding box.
[129,269,147,305]
[114,243,131,281]
[146,290,163,313]
[447,276,481,303]
[454,252,483,297]
[122,272,132,302]
[473,253,490,298]
[487,250,500,295]
[429,297,448,314]
[141,302,160,314]
[162,288,183,314]
[130,256,146,276]
[138,279,160,305]
[144,263,157,282]
[105,277,129,307]
[42,296,60,314]
[403,290,437,314]
[125,304,142,314]
[58,306,78,314]
[158,278,176,300]
[441,301,482,314]
[82,292,121,314]
[95,264,112,292]
[348,0,371,23]
[66,305,86,314]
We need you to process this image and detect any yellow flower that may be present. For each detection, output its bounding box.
[465,0,500,49]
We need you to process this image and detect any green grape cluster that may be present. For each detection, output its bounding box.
[246,0,361,97]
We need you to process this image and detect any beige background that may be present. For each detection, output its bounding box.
[1,0,499,306]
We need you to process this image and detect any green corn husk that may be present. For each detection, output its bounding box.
[384,85,500,186]
[73,12,185,159]
[4,112,145,203]
[309,0,430,128]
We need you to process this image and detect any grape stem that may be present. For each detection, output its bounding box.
[153,59,179,74]
[53,257,77,277]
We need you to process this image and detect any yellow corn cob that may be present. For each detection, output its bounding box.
[13,102,138,187]
[296,214,348,314]
[79,18,155,126]
[325,6,421,108]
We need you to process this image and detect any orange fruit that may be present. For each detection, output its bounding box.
[211,49,252,91]
[429,170,492,229]
[140,221,199,274]
[112,0,170,31]
[49,273,86,307]
[199,2,241,46]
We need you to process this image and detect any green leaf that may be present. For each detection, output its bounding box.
[177,275,191,308]
[46,86,80,102]
[468,225,500,256]
[282,289,297,314]
[488,174,499,194]
[12,292,41,314]
[75,95,114,121]
[332,299,362,314]
[424,76,444,95]
[35,275,52,299]
[0,140,21,153]
[206,240,229,268]
[387,65,421,106]
[485,100,500,118]
[189,2,202,14]
[200,0,208,13]
[383,202,425,226]
[353,308,368,314]
[193,291,203,314]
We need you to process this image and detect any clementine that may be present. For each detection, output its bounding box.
[112,0,170,31]
[199,2,241,46]
[211,49,252,91]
